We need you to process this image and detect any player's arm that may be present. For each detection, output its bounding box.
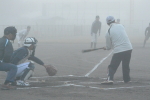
[22,33,29,40]
[28,55,45,66]
[21,33,27,40]
[20,30,28,40]
[19,35,24,41]
[104,32,112,50]
[18,30,25,40]
[28,56,48,68]
[28,50,47,68]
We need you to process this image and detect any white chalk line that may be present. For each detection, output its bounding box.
[31,75,86,79]
[29,79,138,85]
[85,51,113,77]
[31,75,138,83]
[17,83,150,91]
[19,75,150,90]
[31,75,113,79]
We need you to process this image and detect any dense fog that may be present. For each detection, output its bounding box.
[0,0,150,43]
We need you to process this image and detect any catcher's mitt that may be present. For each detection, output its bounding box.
[45,65,57,76]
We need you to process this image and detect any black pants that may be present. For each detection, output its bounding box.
[108,50,132,82]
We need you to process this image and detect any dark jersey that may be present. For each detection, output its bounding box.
[10,46,44,65]
[0,37,13,63]
[91,20,101,34]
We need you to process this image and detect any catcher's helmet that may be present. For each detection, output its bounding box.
[24,37,38,47]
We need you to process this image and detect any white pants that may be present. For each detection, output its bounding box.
[17,35,24,46]
[16,62,30,77]
[91,33,97,43]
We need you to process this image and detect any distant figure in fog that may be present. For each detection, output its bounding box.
[116,19,120,24]
[16,26,31,47]
[91,16,101,49]
[143,23,150,47]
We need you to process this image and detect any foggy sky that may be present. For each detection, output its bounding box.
[0,0,150,25]
[0,0,150,41]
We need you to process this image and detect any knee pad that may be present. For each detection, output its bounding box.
[20,68,34,81]
[28,62,35,70]
[20,62,35,81]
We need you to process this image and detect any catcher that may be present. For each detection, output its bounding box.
[10,37,57,86]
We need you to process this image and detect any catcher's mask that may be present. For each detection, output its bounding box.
[24,37,38,49]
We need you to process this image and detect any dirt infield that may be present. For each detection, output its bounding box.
[0,43,150,100]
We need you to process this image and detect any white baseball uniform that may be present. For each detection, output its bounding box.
[16,29,29,46]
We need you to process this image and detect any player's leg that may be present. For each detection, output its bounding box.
[94,33,97,49]
[122,50,132,83]
[143,37,147,47]
[17,36,21,47]
[143,34,150,47]
[16,62,35,86]
[20,38,24,47]
[91,33,94,48]
[21,39,24,47]
[108,53,122,81]
[0,63,17,90]
[20,62,35,81]
[101,53,122,84]
[16,62,30,78]
[91,42,93,48]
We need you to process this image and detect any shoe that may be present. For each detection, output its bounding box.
[124,81,130,83]
[16,80,30,86]
[101,80,113,85]
[1,83,17,90]
[11,81,17,86]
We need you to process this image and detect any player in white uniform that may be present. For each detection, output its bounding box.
[16,26,31,47]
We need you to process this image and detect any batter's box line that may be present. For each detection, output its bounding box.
[31,75,111,79]
[17,84,150,91]
[30,75,139,83]
[0,76,139,84]
[31,75,86,79]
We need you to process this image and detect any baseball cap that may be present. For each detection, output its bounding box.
[106,16,115,24]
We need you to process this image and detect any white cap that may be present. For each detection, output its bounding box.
[106,16,115,24]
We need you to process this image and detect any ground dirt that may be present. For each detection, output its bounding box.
[0,42,150,100]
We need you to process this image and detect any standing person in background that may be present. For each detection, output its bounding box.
[91,16,101,49]
[16,26,31,47]
[101,16,133,85]
[143,23,150,47]
[0,26,18,90]
[116,19,120,24]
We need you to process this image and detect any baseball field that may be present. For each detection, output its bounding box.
[0,42,150,100]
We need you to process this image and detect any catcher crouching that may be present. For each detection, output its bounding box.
[10,37,57,86]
